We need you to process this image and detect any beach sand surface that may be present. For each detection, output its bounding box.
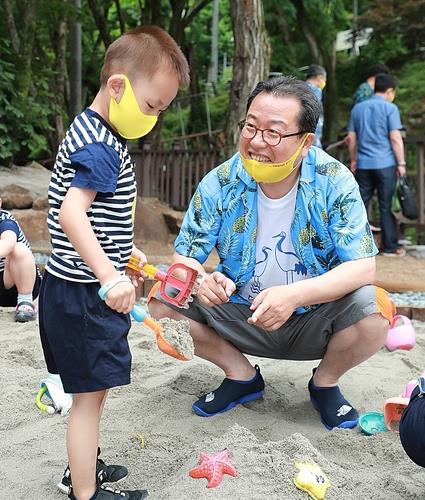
[1,307,425,499]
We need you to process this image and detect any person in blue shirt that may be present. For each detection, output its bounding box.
[352,63,389,107]
[305,64,326,148]
[0,197,41,322]
[149,76,395,431]
[348,74,406,256]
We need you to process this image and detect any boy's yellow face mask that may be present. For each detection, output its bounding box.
[109,75,158,139]
[241,135,308,183]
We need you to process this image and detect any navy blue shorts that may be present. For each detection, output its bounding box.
[399,386,425,467]
[0,267,41,306]
[39,271,132,394]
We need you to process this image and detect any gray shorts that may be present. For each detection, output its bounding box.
[153,285,394,361]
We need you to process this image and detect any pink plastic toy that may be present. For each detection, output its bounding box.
[401,379,418,399]
[385,315,416,351]
[384,379,418,431]
[384,397,408,431]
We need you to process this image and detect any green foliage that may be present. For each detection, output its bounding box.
[0,41,57,163]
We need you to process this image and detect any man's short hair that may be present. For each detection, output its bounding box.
[366,63,390,79]
[246,76,321,133]
[374,74,396,93]
[100,25,190,87]
[306,64,327,79]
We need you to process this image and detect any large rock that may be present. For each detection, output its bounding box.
[11,209,49,248]
[0,163,50,197]
[133,197,170,245]
[33,196,49,210]
[0,184,34,209]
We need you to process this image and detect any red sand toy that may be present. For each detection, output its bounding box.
[127,257,201,309]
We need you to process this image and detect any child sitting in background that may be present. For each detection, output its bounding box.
[0,197,41,322]
[400,373,425,468]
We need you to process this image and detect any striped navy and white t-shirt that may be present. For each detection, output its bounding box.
[0,211,31,273]
[45,108,136,282]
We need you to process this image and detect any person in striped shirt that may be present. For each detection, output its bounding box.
[38,26,189,500]
[0,198,41,321]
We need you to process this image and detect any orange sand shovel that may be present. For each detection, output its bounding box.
[127,256,201,309]
[98,284,190,361]
[130,305,190,361]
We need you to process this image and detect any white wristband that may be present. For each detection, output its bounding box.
[98,275,132,300]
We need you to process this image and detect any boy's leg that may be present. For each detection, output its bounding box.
[67,390,106,500]
[3,242,38,321]
[3,242,36,294]
[58,388,129,495]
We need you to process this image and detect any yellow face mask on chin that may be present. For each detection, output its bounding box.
[241,135,308,183]
[109,75,158,139]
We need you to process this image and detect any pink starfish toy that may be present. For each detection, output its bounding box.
[188,449,238,488]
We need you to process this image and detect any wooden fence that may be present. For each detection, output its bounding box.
[131,131,223,210]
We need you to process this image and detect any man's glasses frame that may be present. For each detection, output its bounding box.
[238,120,307,147]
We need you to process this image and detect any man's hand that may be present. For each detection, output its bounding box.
[350,160,357,173]
[197,271,236,307]
[397,164,406,177]
[126,246,148,287]
[248,286,297,331]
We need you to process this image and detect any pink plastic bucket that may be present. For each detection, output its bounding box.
[385,315,416,352]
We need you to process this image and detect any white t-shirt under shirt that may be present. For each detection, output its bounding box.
[240,182,310,303]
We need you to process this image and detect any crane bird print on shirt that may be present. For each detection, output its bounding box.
[248,246,271,299]
[273,231,307,284]
[247,231,308,300]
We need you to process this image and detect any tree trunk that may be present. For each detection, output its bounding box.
[291,0,338,143]
[3,0,38,98]
[69,0,82,120]
[87,0,112,48]
[224,0,270,156]
[292,0,321,63]
[54,20,67,144]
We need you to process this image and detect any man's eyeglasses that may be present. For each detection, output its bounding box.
[238,120,307,147]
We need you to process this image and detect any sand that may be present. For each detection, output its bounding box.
[158,318,194,360]
[1,307,425,499]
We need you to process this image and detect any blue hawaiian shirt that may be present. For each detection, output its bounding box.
[352,81,373,107]
[175,147,378,314]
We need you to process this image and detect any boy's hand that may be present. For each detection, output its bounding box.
[103,278,136,314]
[126,246,148,287]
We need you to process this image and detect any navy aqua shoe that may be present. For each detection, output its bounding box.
[192,365,265,417]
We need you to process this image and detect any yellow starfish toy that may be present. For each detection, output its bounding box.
[294,461,331,500]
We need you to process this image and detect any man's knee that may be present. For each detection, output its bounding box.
[356,313,389,346]
[148,297,176,320]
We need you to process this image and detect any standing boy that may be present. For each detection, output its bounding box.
[0,197,41,322]
[39,26,189,500]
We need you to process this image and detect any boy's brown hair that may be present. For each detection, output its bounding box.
[100,25,190,87]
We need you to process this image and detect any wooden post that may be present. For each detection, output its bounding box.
[417,140,425,224]
[171,143,181,209]
[139,143,151,198]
